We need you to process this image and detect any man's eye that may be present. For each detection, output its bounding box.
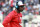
[21,6,24,7]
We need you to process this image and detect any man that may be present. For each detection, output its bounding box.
[2,1,25,27]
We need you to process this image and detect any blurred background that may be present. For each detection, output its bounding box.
[0,0,40,27]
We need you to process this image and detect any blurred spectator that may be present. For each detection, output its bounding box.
[0,8,3,23]
[0,2,2,9]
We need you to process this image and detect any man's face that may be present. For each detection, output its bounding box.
[19,6,24,12]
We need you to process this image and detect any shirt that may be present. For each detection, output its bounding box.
[2,10,22,27]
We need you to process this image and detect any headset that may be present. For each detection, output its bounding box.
[16,1,19,10]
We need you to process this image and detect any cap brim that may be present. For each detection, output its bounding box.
[19,4,25,6]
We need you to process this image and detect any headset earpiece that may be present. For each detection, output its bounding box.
[16,1,19,9]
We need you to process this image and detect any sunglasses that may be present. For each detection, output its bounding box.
[19,6,24,7]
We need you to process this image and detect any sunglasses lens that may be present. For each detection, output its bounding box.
[21,6,24,7]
